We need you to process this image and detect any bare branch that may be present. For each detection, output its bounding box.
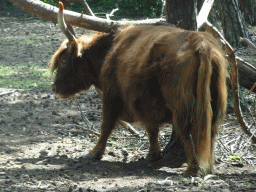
[235,56,256,72]
[75,125,100,136]
[248,81,256,95]
[55,0,95,16]
[234,37,256,53]
[118,121,141,138]
[0,91,15,96]
[106,8,119,20]
[9,0,167,33]
[109,8,119,17]
[75,97,96,131]
[79,0,95,17]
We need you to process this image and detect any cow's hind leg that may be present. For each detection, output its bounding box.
[172,111,201,176]
[89,89,123,160]
[172,110,213,176]
[185,128,213,176]
[182,136,201,176]
[145,123,162,161]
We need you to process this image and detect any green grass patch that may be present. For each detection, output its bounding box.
[17,39,35,45]
[0,63,52,90]
[227,155,242,163]
[0,67,18,76]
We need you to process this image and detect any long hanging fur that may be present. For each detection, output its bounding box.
[51,25,228,176]
[171,32,228,174]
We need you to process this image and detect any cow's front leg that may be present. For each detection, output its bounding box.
[89,119,116,160]
[145,124,162,161]
[89,89,123,160]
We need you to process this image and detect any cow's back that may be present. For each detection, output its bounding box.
[100,26,185,123]
[100,25,225,124]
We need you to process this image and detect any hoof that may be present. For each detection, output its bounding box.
[147,151,162,162]
[184,166,207,177]
[81,153,95,160]
[183,170,200,177]
[88,150,104,160]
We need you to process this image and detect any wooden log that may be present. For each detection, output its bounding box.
[237,60,256,93]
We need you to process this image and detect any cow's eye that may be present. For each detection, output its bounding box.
[60,60,66,67]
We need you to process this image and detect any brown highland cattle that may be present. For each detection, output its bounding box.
[50,3,228,176]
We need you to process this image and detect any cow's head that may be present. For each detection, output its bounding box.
[50,2,96,98]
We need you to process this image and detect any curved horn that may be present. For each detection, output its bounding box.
[58,2,76,41]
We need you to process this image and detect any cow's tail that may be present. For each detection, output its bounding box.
[193,34,227,174]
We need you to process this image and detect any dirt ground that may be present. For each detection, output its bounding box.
[0,6,256,192]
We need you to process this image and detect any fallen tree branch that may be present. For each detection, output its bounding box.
[75,125,100,136]
[235,56,256,72]
[118,121,141,138]
[197,0,214,29]
[234,37,256,53]
[75,97,98,133]
[0,91,15,96]
[8,0,167,33]
[248,82,256,95]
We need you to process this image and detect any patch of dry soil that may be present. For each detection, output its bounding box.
[0,6,256,192]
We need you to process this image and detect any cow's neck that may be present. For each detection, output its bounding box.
[85,33,115,91]
[85,56,101,89]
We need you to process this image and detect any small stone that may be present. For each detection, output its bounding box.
[52,111,58,115]
[20,174,30,181]
[122,149,128,156]
[0,172,6,179]
[204,174,217,181]
[93,177,98,182]
[39,150,48,158]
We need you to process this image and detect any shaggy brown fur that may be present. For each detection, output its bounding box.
[50,25,228,176]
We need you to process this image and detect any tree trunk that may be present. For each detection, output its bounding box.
[237,61,256,93]
[216,0,251,47]
[165,0,197,30]
[239,0,256,26]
